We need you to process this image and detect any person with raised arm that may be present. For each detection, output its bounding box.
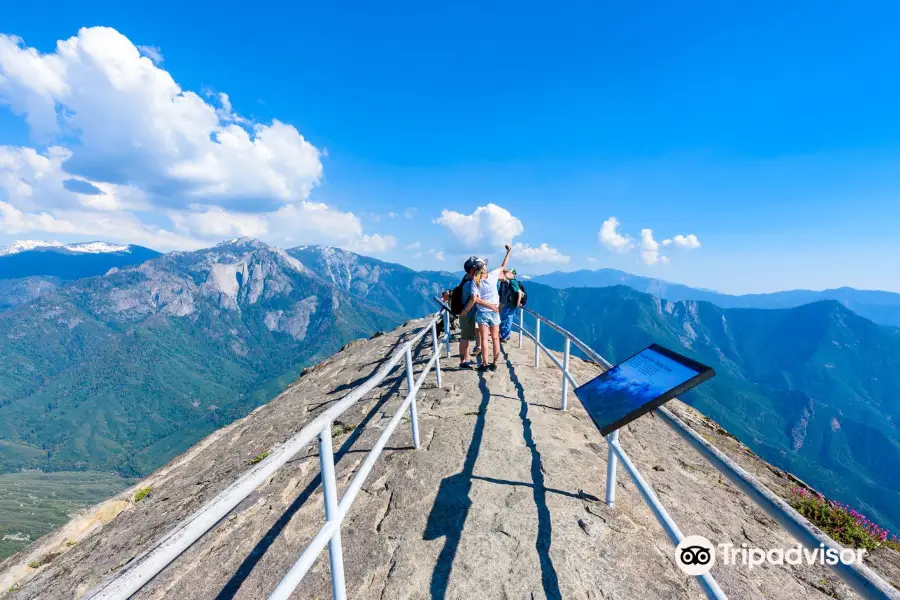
[472,244,511,371]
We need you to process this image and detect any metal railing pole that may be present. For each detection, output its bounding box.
[404,345,421,449]
[605,430,618,507]
[318,427,347,600]
[609,437,727,600]
[561,338,570,411]
[431,321,442,388]
[443,311,451,356]
[534,318,541,368]
[518,307,523,348]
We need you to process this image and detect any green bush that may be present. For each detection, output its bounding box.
[133,486,152,503]
[331,422,354,438]
[249,451,270,465]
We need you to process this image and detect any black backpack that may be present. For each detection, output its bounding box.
[500,280,527,307]
[499,280,512,306]
[450,276,468,315]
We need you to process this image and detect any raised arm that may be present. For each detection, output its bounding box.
[499,244,512,271]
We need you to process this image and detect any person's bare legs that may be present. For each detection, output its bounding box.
[459,339,469,364]
[490,324,500,364]
[479,324,491,367]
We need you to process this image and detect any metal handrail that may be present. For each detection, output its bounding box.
[83,311,448,600]
[514,307,900,600]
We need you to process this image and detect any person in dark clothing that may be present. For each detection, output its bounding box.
[498,268,523,341]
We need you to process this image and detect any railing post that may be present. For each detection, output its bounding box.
[606,430,618,507]
[561,337,570,411]
[518,307,524,348]
[431,321,442,388]
[318,427,347,600]
[443,311,451,356]
[404,345,421,449]
[534,318,541,368]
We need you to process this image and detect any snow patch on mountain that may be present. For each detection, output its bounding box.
[0,240,130,256]
[66,242,130,253]
[0,240,64,256]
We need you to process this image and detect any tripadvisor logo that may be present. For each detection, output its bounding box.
[675,535,866,575]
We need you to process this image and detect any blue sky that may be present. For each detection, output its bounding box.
[1,1,900,293]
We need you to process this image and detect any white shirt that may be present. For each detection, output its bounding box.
[475,268,502,313]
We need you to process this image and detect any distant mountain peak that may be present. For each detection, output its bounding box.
[0,240,64,256]
[215,237,268,250]
[0,240,131,256]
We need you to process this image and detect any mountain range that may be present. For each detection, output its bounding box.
[0,239,456,478]
[0,240,898,555]
[531,268,900,328]
[523,284,900,534]
[0,242,161,281]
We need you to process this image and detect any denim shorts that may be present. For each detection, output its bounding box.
[475,310,501,326]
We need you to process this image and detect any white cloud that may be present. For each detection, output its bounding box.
[0,27,392,253]
[169,205,268,239]
[405,241,421,250]
[587,257,598,264]
[639,229,670,265]
[403,207,417,219]
[387,211,397,219]
[671,233,701,249]
[511,242,570,265]
[598,217,634,253]
[433,203,524,250]
[0,28,323,209]
[136,44,163,65]
[348,234,397,254]
[599,217,699,265]
[434,250,445,261]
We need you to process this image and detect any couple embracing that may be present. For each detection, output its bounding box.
[457,245,525,371]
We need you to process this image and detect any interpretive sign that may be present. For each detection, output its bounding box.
[574,344,715,436]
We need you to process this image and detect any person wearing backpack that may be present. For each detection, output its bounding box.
[453,257,481,369]
[498,268,524,342]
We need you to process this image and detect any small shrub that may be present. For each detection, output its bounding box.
[65,539,76,547]
[133,486,152,503]
[789,487,900,551]
[26,552,59,569]
[249,451,270,465]
[331,422,354,438]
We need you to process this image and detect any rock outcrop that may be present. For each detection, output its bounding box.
[1,318,898,599]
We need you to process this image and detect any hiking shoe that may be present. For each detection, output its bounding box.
[459,361,476,370]
[489,363,498,372]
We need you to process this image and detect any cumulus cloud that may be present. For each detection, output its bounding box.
[598,216,700,265]
[598,217,634,253]
[669,234,701,249]
[433,203,524,250]
[511,242,570,265]
[639,229,670,265]
[0,27,392,253]
[136,44,163,64]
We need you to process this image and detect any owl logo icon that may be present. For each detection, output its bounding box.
[675,535,716,576]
